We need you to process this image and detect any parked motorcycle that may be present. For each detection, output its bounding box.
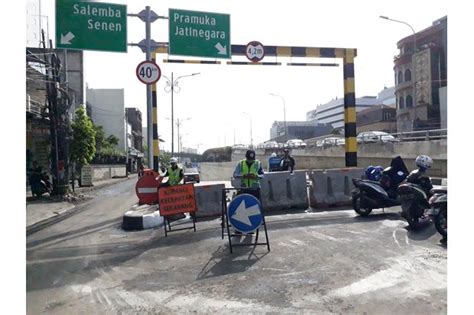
[428,187,447,238]
[352,156,409,216]
[397,155,434,229]
[29,172,52,197]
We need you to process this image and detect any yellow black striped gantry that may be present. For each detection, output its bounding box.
[152,52,160,171]
[153,44,358,166]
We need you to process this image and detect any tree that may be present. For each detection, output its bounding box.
[94,125,106,151]
[70,107,96,168]
[106,135,119,147]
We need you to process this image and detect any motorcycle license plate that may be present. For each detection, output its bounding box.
[398,194,414,201]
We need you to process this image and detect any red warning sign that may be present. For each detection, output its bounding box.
[158,184,197,216]
[135,170,162,205]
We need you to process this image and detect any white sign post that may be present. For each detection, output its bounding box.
[136,60,161,84]
[81,165,93,187]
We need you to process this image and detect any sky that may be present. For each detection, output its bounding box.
[35,0,450,153]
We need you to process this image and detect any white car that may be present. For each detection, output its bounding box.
[263,141,279,148]
[357,131,399,143]
[285,139,307,148]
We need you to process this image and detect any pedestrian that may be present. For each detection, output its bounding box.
[232,149,264,200]
[280,149,295,173]
[160,157,184,187]
[268,152,281,172]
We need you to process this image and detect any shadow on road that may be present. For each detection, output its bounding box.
[196,243,269,280]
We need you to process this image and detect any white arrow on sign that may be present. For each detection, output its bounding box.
[231,200,261,226]
[60,32,75,45]
[215,42,227,55]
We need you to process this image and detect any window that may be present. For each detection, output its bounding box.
[404,69,412,82]
[399,97,405,109]
[406,95,413,108]
[398,71,403,84]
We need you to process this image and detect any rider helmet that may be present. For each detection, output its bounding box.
[170,157,178,164]
[245,149,256,160]
[415,155,433,171]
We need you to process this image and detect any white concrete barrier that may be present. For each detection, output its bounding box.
[309,168,364,208]
[260,170,309,211]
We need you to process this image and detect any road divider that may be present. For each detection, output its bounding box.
[122,204,162,231]
[309,167,364,208]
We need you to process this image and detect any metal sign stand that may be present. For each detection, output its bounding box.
[221,188,270,254]
[163,213,197,237]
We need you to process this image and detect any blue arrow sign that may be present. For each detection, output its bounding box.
[228,194,263,233]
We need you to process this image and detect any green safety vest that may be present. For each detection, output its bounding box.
[240,160,261,188]
[167,166,182,186]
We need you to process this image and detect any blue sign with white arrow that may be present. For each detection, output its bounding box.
[228,194,263,233]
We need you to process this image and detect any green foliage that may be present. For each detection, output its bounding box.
[70,107,96,167]
[106,135,119,146]
[93,125,120,151]
[331,128,341,135]
[93,125,106,151]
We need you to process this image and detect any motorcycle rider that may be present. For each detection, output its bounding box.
[28,161,51,197]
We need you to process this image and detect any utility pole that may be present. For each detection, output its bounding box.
[42,30,70,195]
[128,7,165,170]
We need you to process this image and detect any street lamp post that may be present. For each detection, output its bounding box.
[163,72,200,157]
[380,15,417,130]
[176,117,191,161]
[241,112,253,148]
[269,93,287,138]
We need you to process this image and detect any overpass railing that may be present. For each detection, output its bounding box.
[393,129,447,141]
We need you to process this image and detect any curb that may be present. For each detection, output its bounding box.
[27,175,138,235]
[27,204,77,236]
[122,204,164,231]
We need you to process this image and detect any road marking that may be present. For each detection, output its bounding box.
[392,230,401,248]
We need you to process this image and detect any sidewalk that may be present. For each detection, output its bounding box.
[26,174,137,234]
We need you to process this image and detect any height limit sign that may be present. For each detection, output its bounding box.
[136,60,161,84]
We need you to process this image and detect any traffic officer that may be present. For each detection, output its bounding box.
[280,149,296,173]
[160,157,184,186]
[232,149,264,200]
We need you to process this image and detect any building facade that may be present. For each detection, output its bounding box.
[86,88,127,152]
[125,108,144,152]
[306,96,380,131]
[270,121,333,142]
[393,16,447,132]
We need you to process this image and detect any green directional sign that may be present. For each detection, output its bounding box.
[56,0,127,52]
[169,8,231,59]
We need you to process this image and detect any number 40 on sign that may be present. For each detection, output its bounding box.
[136,60,161,84]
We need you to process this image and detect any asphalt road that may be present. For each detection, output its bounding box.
[27,179,447,314]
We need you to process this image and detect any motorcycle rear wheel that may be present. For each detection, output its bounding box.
[402,204,419,230]
[352,193,372,216]
[434,207,447,237]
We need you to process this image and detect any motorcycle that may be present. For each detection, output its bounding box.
[397,167,434,229]
[29,171,52,197]
[352,156,409,216]
[428,187,447,238]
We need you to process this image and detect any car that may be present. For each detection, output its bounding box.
[336,138,345,146]
[357,131,399,143]
[263,141,279,149]
[321,137,341,147]
[232,144,248,150]
[285,139,307,149]
[183,167,200,184]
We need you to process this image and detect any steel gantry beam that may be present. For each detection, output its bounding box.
[153,44,358,167]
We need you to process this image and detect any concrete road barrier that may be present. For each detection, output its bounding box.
[194,183,225,218]
[260,170,309,211]
[122,204,163,231]
[309,168,364,208]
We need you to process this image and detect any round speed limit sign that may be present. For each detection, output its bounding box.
[136,60,161,84]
